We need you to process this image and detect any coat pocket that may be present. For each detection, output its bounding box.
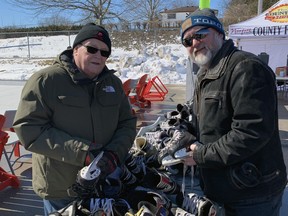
[230,162,261,189]
[229,162,281,190]
[204,91,225,110]
[58,95,89,107]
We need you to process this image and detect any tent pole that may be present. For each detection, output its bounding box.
[258,0,263,15]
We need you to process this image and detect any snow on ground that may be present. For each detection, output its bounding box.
[0,35,188,84]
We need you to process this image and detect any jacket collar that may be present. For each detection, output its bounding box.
[198,39,236,81]
[55,49,116,85]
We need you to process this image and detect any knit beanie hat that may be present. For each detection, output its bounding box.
[73,23,111,56]
[180,8,225,41]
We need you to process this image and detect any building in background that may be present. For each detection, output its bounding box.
[159,6,219,28]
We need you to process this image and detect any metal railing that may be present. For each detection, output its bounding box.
[0,31,79,59]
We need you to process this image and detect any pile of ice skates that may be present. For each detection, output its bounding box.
[49,102,221,216]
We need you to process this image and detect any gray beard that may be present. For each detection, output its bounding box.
[193,50,213,67]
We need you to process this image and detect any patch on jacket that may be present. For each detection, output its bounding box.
[103,86,115,92]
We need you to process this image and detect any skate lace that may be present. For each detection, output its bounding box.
[90,198,114,216]
[182,193,201,214]
[169,130,184,147]
[145,132,160,148]
[160,130,184,158]
[181,165,194,199]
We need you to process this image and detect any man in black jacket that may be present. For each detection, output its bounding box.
[173,8,287,216]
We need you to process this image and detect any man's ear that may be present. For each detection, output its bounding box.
[73,45,81,55]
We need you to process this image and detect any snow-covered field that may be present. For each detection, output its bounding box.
[0,34,188,84]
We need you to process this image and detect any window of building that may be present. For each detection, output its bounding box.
[167,13,176,19]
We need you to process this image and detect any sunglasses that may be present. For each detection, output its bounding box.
[182,29,209,47]
[81,43,110,57]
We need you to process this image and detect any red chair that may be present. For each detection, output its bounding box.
[0,115,5,129]
[0,115,10,162]
[3,110,21,157]
[141,76,168,101]
[122,79,132,97]
[0,114,20,190]
[128,74,151,108]
[0,118,9,161]
[135,74,148,99]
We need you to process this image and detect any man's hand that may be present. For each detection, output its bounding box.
[183,144,197,166]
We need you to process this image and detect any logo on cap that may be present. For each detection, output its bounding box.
[95,32,104,41]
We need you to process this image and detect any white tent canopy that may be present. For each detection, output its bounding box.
[228,0,288,71]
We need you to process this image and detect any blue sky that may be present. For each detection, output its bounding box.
[0,1,224,28]
[0,1,37,27]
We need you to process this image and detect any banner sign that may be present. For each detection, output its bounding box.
[229,3,288,38]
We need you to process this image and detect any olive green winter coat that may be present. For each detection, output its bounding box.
[13,49,137,199]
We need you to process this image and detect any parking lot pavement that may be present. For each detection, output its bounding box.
[0,83,287,215]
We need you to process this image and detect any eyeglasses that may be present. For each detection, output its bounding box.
[182,29,209,47]
[81,43,110,57]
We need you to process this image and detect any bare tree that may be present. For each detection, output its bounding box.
[38,15,73,27]
[223,0,278,28]
[5,0,122,25]
[223,2,256,27]
[121,0,168,30]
